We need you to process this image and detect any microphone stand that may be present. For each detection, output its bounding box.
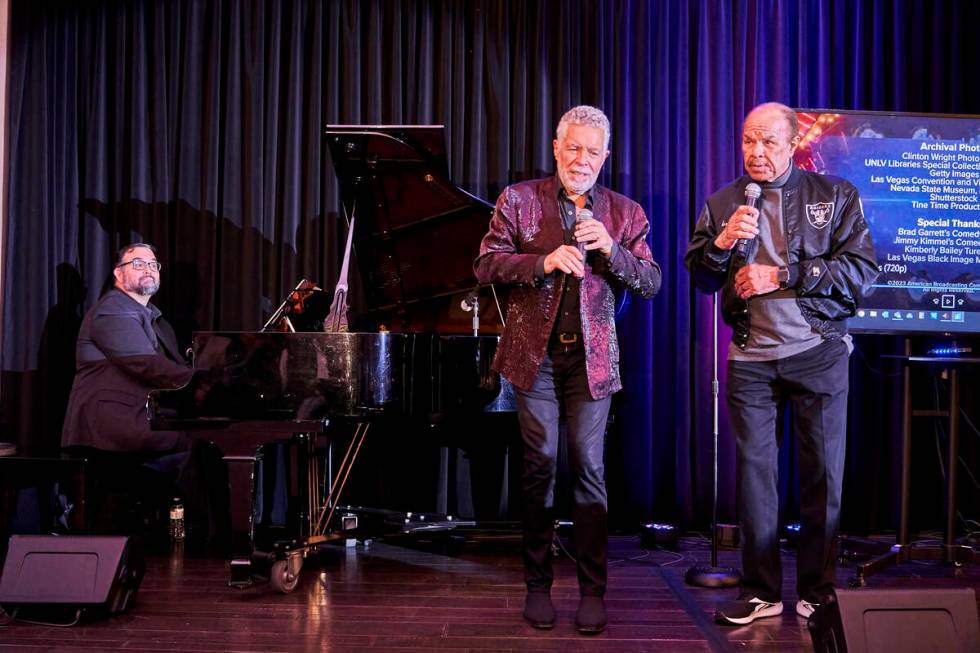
[460,287,480,335]
[685,289,741,587]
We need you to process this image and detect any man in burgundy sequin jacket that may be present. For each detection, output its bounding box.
[474,106,661,634]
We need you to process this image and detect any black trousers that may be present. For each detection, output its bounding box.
[726,338,850,604]
[514,343,611,596]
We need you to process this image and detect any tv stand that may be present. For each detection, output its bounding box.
[843,338,977,586]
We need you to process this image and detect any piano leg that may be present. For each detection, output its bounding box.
[224,453,259,588]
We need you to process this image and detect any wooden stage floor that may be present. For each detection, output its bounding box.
[1,534,978,652]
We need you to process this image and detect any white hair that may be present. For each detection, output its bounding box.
[556,105,610,149]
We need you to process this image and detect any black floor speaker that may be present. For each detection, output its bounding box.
[808,587,980,653]
[0,535,144,620]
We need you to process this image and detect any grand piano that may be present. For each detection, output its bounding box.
[149,126,515,592]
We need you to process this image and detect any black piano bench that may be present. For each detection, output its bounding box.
[0,451,88,553]
[60,447,177,543]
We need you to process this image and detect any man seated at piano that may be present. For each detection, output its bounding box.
[61,242,228,548]
[474,105,661,634]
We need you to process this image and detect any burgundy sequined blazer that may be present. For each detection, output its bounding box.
[474,176,661,399]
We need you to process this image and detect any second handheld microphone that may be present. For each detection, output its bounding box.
[736,182,762,258]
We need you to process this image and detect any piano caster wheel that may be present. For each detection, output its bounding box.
[269,559,300,593]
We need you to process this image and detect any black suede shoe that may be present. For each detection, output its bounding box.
[575,595,607,634]
[523,591,555,629]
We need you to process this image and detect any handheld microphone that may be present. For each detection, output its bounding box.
[575,207,593,255]
[736,183,762,258]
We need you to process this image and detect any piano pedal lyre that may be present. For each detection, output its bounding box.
[312,421,371,540]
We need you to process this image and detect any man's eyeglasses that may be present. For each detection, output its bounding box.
[116,258,162,272]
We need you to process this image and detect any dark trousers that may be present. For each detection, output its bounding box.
[727,338,849,604]
[515,343,611,597]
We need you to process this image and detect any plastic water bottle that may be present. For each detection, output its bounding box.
[170,497,185,542]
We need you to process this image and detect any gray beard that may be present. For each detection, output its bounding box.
[559,171,596,196]
[127,278,159,297]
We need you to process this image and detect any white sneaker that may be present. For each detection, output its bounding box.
[715,596,784,625]
[796,599,818,619]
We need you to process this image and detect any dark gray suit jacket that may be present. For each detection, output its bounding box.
[61,289,193,452]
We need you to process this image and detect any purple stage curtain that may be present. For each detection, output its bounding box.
[2,0,978,532]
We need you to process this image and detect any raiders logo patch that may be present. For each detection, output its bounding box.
[805,202,834,229]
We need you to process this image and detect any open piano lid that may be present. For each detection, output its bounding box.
[325,125,499,333]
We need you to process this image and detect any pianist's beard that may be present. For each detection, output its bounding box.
[124,275,160,297]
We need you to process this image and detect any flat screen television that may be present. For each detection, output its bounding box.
[793,109,980,335]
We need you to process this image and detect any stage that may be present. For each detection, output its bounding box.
[1,534,977,652]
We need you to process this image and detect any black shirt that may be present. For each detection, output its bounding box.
[554,184,594,336]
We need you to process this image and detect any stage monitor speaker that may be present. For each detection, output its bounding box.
[0,535,144,620]
[808,587,980,653]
